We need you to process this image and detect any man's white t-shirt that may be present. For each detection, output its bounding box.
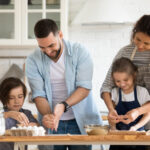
[50,46,75,120]
[111,86,150,106]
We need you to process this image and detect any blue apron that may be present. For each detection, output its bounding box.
[116,87,144,131]
[109,87,146,150]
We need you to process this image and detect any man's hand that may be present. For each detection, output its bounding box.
[53,103,65,131]
[42,103,65,131]
[120,109,140,124]
[42,114,55,130]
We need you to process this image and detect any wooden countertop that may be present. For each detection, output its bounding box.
[1,134,150,145]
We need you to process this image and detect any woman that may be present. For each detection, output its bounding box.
[100,15,150,129]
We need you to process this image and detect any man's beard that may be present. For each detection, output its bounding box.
[55,44,61,59]
[45,44,61,60]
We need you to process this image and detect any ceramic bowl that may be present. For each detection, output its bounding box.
[84,124,109,135]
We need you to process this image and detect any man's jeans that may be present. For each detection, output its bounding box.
[53,119,92,150]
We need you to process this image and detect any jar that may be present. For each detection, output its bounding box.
[0,108,5,135]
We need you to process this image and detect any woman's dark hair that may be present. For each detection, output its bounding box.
[0,77,27,106]
[131,15,150,40]
[34,19,59,38]
[111,57,138,84]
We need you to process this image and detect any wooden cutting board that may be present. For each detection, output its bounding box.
[108,130,147,135]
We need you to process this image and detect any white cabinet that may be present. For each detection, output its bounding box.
[0,0,68,46]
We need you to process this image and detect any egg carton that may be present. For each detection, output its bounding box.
[9,126,46,136]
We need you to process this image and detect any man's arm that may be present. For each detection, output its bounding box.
[34,97,51,115]
[35,97,56,130]
[48,87,90,131]
[42,87,89,131]
[66,87,89,106]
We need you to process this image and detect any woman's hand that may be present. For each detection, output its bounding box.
[4,111,29,126]
[129,126,138,131]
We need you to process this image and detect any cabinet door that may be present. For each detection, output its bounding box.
[46,0,61,29]
[21,0,68,45]
[46,0,68,39]
[0,0,21,45]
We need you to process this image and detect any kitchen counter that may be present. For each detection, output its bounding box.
[1,134,150,150]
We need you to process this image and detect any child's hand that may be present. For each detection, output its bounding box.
[120,109,139,124]
[108,109,120,124]
[4,111,29,126]
[28,122,39,126]
[17,122,38,127]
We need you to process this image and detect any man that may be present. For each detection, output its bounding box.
[26,19,102,150]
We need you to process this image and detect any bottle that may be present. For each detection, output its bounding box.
[0,107,5,135]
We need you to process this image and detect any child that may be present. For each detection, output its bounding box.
[0,77,38,150]
[109,57,150,150]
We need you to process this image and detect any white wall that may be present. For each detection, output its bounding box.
[68,24,133,112]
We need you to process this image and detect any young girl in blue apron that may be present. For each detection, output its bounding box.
[109,57,150,150]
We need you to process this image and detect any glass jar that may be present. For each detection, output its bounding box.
[0,107,5,135]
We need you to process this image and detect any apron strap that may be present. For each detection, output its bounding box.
[134,86,138,101]
[119,88,122,102]
[130,47,137,60]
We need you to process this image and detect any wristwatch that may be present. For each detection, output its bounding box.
[60,101,70,112]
